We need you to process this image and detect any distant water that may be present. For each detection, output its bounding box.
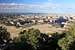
[0,13,55,16]
[22,13,51,16]
[0,13,73,16]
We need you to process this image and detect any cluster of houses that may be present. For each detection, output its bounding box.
[0,15,75,27]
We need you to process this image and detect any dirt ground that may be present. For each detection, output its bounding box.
[0,24,66,38]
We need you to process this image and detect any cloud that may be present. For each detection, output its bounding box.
[0,3,58,9]
[0,2,75,13]
[0,3,29,9]
[0,2,59,13]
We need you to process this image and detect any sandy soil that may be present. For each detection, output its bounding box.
[0,24,66,38]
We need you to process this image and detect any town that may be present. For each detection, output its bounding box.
[0,14,75,28]
[0,13,75,35]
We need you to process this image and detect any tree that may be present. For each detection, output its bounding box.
[13,28,64,50]
[58,24,75,50]
[37,32,65,50]
[14,28,41,50]
[0,26,11,50]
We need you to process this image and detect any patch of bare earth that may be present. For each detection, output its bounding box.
[0,24,66,38]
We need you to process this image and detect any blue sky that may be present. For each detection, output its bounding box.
[0,0,49,3]
[0,0,75,13]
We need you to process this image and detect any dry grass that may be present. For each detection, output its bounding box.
[0,24,66,38]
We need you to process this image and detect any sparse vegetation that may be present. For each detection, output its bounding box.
[0,23,75,50]
[58,24,75,50]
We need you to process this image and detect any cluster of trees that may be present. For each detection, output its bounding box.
[0,24,75,50]
[58,24,75,50]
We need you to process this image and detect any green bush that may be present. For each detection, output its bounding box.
[58,24,75,50]
[14,28,41,50]
[0,26,11,50]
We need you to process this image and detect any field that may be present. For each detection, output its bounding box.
[0,24,66,38]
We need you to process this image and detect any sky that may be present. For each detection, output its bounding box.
[0,0,75,13]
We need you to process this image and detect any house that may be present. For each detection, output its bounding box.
[55,16,67,24]
[37,20,44,24]
[43,19,49,23]
[16,22,22,27]
[9,21,14,25]
[31,20,36,24]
